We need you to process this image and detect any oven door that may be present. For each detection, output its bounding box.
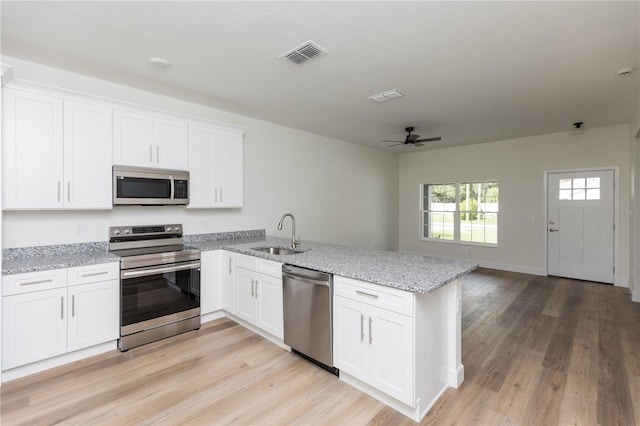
[120,260,201,336]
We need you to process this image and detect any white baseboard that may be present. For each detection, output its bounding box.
[2,341,117,383]
[477,261,545,276]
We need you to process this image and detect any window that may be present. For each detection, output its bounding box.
[421,181,499,245]
[423,184,456,240]
[559,177,600,200]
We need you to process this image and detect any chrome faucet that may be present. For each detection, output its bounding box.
[278,213,300,248]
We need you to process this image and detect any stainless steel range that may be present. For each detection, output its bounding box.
[109,224,201,351]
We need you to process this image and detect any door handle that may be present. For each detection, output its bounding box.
[549,228,559,232]
[360,314,364,341]
[369,317,373,344]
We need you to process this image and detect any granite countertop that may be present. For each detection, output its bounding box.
[3,231,478,294]
[2,242,120,275]
[207,236,478,294]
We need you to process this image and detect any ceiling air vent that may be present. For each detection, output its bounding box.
[280,40,328,65]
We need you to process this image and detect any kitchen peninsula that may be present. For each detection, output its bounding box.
[2,231,477,422]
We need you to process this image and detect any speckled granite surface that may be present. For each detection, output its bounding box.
[2,242,119,275]
[217,236,478,294]
[3,231,478,294]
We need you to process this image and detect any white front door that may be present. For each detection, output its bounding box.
[547,170,614,283]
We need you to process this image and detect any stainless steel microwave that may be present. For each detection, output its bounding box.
[113,165,189,206]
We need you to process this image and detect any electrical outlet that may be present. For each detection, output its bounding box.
[76,225,84,236]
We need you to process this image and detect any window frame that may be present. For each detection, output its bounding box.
[420,181,499,247]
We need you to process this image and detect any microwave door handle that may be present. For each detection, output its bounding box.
[170,176,175,201]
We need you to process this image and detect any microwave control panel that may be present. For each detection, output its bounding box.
[174,180,188,199]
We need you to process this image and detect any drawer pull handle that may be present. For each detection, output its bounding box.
[369,317,373,344]
[72,295,75,317]
[81,271,109,278]
[360,314,364,341]
[356,290,379,299]
[20,279,53,286]
[61,296,64,320]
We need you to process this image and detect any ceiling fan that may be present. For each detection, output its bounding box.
[383,127,442,147]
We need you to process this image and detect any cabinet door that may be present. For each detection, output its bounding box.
[368,305,414,405]
[234,267,257,324]
[256,273,284,339]
[220,251,235,313]
[67,280,119,352]
[187,123,243,208]
[3,88,64,209]
[333,295,368,382]
[155,118,188,170]
[215,129,243,208]
[201,251,222,315]
[113,109,154,167]
[187,122,217,207]
[63,100,112,209]
[2,288,67,369]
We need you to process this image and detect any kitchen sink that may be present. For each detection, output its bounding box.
[252,246,304,256]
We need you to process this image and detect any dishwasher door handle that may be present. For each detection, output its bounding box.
[283,273,330,287]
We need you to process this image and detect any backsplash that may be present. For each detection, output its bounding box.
[2,229,266,260]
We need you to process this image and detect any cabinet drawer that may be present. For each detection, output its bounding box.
[334,276,414,317]
[234,253,257,270]
[3,269,67,296]
[255,259,283,278]
[67,262,119,286]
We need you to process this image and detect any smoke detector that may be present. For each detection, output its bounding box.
[572,122,586,135]
[279,41,328,65]
[149,57,172,69]
[616,66,635,77]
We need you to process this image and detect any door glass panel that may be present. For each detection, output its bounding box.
[559,189,572,200]
[586,177,600,188]
[572,189,585,200]
[586,188,600,200]
[559,179,572,189]
[572,178,586,189]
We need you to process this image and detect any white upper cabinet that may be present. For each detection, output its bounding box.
[188,122,243,208]
[2,88,112,210]
[113,109,188,170]
[63,100,113,209]
[3,88,64,209]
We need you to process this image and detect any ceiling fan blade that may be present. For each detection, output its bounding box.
[386,143,406,147]
[414,143,424,147]
[415,136,442,142]
[407,134,420,141]
[381,140,404,143]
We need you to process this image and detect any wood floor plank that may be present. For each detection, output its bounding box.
[2,268,639,425]
[597,319,637,426]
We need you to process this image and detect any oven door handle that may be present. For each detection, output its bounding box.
[121,261,201,279]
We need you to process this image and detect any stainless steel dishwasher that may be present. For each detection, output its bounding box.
[282,265,337,374]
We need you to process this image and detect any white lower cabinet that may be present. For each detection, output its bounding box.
[333,275,464,422]
[2,263,119,371]
[220,251,235,313]
[67,279,119,352]
[2,287,68,369]
[233,254,283,339]
[334,293,414,405]
[201,251,222,315]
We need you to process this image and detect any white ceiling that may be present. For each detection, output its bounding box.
[1,1,638,152]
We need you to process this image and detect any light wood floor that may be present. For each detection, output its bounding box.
[2,268,639,425]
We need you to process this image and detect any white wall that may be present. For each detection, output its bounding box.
[1,57,399,250]
[630,130,636,294]
[399,124,631,286]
